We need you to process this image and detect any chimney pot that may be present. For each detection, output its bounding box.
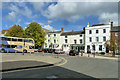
[61,28,64,32]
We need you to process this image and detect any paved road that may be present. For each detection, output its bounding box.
[2,52,119,79]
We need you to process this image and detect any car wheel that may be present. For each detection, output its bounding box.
[1,49,5,53]
[23,49,27,53]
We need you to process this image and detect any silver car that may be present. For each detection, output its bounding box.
[55,49,65,54]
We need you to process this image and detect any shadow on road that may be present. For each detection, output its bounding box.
[2,65,108,80]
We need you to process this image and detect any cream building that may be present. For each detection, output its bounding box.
[60,30,85,52]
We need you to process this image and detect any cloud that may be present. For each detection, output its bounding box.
[42,2,118,25]
[47,20,53,24]
[6,11,16,21]
[42,25,55,31]
[16,19,21,25]
[5,3,37,20]
[98,12,118,26]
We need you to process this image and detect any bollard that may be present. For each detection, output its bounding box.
[15,51,17,54]
[30,50,31,54]
[88,54,89,57]
[93,53,95,57]
[43,51,44,56]
[7,50,9,54]
[57,53,59,58]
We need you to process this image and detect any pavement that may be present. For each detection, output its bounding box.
[0,53,65,72]
[77,53,119,61]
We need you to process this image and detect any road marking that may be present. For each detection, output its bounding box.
[2,57,67,74]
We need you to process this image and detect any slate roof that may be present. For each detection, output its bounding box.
[91,24,106,27]
[61,31,84,36]
[111,26,120,32]
[47,31,62,33]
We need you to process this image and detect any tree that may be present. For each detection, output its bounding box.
[49,43,53,48]
[105,39,118,56]
[25,22,46,47]
[5,25,25,37]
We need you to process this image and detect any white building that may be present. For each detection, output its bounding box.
[60,30,85,52]
[85,21,112,53]
[44,28,64,49]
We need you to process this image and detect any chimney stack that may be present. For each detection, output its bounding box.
[111,22,113,28]
[61,28,64,32]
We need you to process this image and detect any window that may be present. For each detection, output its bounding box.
[89,37,92,42]
[103,29,106,33]
[11,45,17,48]
[89,30,92,34]
[115,32,118,36]
[1,37,7,41]
[29,46,34,49]
[92,45,95,51]
[99,45,102,51]
[103,36,106,41]
[6,38,11,41]
[87,45,90,50]
[54,34,56,37]
[96,37,99,42]
[80,39,82,44]
[80,34,82,37]
[65,39,67,43]
[24,39,29,42]
[65,36,67,38]
[64,45,66,47]
[12,38,17,41]
[29,40,33,43]
[67,45,68,47]
[54,39,56,43]
[17,45,22,49]
[74,40,77,44]
[48,34,50,37]
[96,30,99,33]
[18,39,23,42]
[48,40,50,43]
[6,45,11,48]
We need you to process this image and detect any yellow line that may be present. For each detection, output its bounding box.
[2,57,67,74]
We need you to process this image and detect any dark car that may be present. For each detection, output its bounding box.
[44,48,49,53]
[54,49,65,54]
[69,50,79,56]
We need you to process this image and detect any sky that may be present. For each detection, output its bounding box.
[1,0,119,32]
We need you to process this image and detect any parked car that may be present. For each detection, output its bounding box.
[69,50,79,56]
[44,48,49,53]
[34,49,38,52]
[38,48,43,52]
[54,49,65,54]
[48,49,53,53]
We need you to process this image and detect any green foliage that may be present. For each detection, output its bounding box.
[49,43,53,48]
[25,22,46,46]
[5,25,25,37]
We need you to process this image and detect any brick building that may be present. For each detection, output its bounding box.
[110,22,120,54]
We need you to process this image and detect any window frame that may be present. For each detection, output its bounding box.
[96,30,99,33]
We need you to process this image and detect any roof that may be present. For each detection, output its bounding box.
[61,31,84,36]
[47,31,62,34]
[111,26,120,32]
[91,24,106,27]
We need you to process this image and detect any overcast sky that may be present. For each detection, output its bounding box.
[1,0,119,32]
